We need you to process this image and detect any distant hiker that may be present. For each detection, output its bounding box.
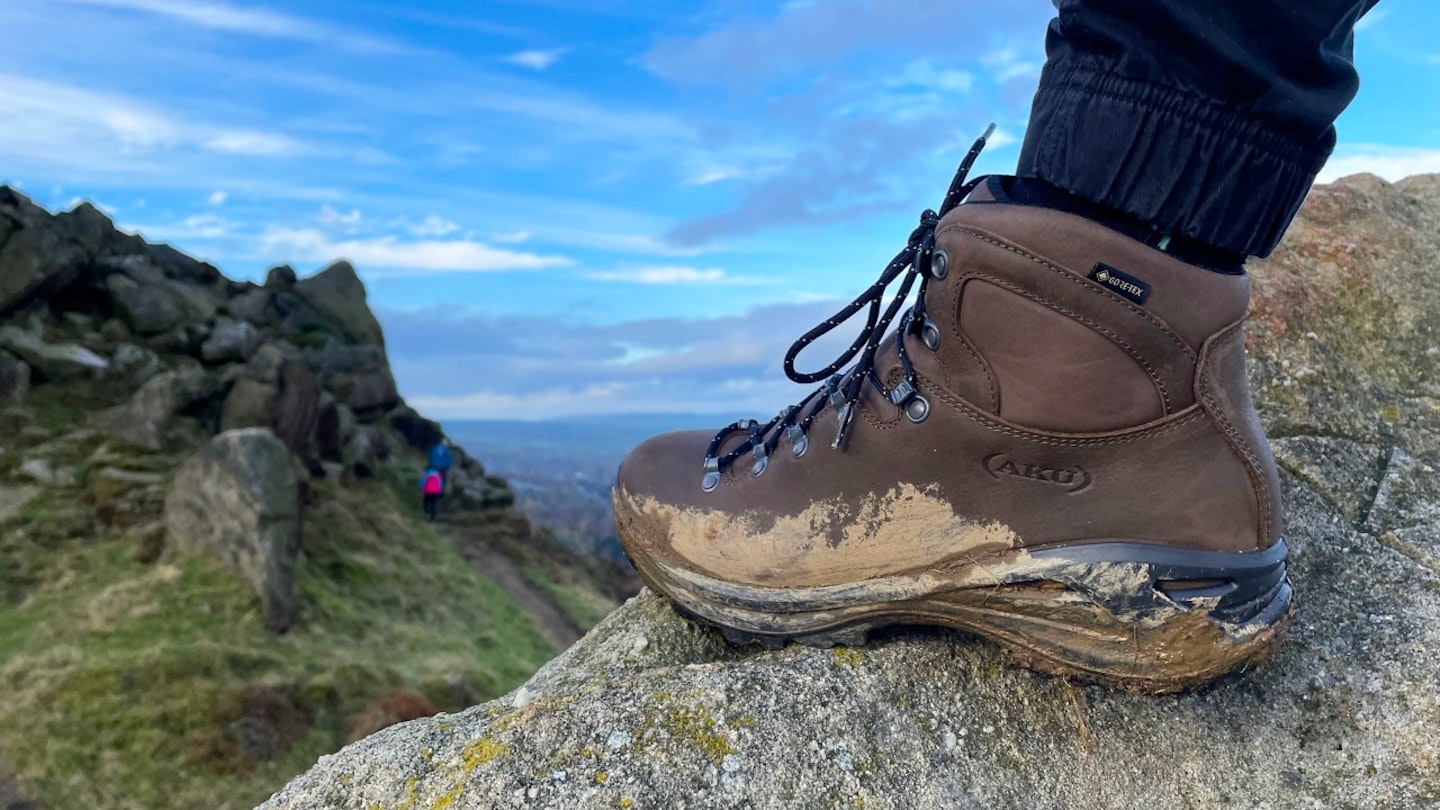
[420,468,444,522]
[427,439,452,489]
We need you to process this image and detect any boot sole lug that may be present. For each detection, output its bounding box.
[622,525,1294,694]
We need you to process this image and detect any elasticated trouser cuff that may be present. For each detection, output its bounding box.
[1018,59,1335,259]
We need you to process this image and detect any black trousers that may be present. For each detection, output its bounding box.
[1018,0,1382,258]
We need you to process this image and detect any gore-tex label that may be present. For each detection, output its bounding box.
[1089,262,1151,305]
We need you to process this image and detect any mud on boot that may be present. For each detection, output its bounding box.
[614,131,1292,694]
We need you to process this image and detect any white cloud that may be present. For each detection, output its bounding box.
[202,130,304,157]
[258,227,571,274]
[491,229,532,244]
[0,74,308,173]
[407,215,461,237]
[1317,146,1440,183]
[208,190,228,205]
[179,213,234,238]
[503,48,568,70]
[687,167,743,185]
[589,266,738,285]
[55,0,397,51]
[317,204,363,230]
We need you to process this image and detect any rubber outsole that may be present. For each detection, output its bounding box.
[619,519,1294,694]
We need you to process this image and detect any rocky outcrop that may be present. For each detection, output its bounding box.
[165,428,302,634]
[261,174,1440,809]
[0,186,408,479]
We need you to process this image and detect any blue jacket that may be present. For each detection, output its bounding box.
[427,443,452,471]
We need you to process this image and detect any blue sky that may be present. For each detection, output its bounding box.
[4,0,1438,420]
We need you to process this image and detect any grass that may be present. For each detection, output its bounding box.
[0,455,560,810]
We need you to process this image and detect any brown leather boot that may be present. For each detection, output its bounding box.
[614,134,1292,693]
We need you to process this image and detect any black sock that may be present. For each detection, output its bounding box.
[999,176,1246,274]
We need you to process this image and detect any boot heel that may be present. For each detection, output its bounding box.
[931,539,1294,692]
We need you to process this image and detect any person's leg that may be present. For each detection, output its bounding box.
[1018,0,1380,262]
[614,2,1377,691]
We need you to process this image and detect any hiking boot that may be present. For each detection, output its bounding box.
[613,131,1292,693]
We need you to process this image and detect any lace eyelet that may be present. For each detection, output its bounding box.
[786,425,809,459]
[929,249,949,280]
[905,394,931,423]
[701,457,721,492]
[921,316,941,351]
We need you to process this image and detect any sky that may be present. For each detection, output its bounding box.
[4,0,1439,421]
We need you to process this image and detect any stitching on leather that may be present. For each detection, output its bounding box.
[959,270,1177,413]
[944,275,999,411]
[1197,321,1271,549]
[918,371,1202,446]
[939,225,1197,361]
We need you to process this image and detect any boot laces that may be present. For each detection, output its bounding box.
[701,124,996,492]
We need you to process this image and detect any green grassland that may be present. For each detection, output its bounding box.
[0,399,578,810]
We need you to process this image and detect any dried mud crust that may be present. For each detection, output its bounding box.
[615,498,1295,695]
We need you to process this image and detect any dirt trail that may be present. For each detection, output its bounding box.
[443,523,584,651]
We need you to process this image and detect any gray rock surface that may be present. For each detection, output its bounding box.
[0,325,108,381]
[201,318,262,364]
[0,350,30,402]
[261,174,1440,810]
[97,367,213,450]
[293,260,385,347]
[165,428,301,633]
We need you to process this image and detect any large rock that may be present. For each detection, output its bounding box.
[165,428,301,633]
[261,175,1440,810]
[293,260,385,347]
[200,318,262,364]
[97,366,214,450]
[220,345,322,451]
[0,187,88,314]
[300,340,399,419]
[106,274,220,337]
[0,350,29,402]
[0,324,108,381]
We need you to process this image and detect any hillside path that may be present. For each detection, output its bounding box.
[442,523,583,651]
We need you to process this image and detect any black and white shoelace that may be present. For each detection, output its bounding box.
[699,124,996,492]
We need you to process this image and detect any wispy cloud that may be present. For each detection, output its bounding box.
[502,48,568,70]
[405,215,461,237]
[258,227,571,275]
[588,266,756,285]
[0,74,309,172]
[56,0,399,51]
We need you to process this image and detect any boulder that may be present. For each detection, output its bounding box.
[0,351,30,402]
[165,428,301,633]
[96,367,213,450]
[201,319,262,364]
[271,360,321,453]
[105,273,184,336]
[0,325,108,381]
[341,427,375,478]
[265,265,298,289]
[227,287,277,328]
[293,260,385,347]
[261,176,1440,810]
[0,188,88,315]
[300,341,399,419]
[220,345,321,451]
[108,342,163,386]
[388,405,444,451]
